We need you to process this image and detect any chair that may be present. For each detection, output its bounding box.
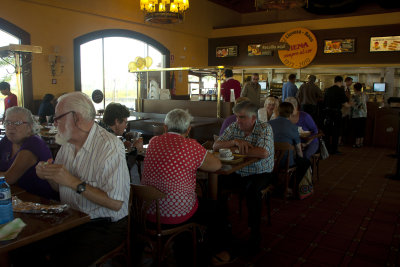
[273,142,297,199]
[261,184,274,225]
[94,185,133,267]
[131,184,199,267]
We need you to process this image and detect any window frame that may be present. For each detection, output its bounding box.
[0,18,32,111]
[73,29,171,94]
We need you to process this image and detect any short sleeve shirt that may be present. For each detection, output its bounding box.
[0,135,58,200]
[218,120,274,176]
[4,93,17,112]
[268,116,300,166]
[141,133,207,224]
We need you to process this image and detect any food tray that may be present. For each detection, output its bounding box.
[12,196,69,214]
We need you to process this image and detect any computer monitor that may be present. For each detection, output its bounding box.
[259,81,267,90]
[373,82,386,92]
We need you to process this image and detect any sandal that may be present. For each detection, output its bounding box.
[211,251,237,266]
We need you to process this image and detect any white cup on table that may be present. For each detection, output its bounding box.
[219,148,233,159]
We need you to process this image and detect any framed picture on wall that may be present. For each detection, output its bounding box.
[370,36,400,52]
[216,46,238,57]
[248,44,273,56]
[324,39,356,53]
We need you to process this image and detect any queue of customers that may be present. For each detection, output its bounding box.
[0,73,368,266]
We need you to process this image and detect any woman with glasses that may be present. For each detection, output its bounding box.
[0,107,58,200]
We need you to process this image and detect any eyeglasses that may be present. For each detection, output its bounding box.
[53,111,75,123]
[4,120,29,127]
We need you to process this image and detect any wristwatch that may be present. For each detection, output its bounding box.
[76,182,87,194]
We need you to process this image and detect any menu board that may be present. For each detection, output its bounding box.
[324,39,355,53]
[370,36,400,52]
[216,46,237,57]
[248,44,273,56]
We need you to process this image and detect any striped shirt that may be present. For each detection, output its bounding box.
[218,120,274,176]
[55,123,130,222]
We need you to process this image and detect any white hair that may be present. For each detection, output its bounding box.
[57,92,96,121]
[5,106,40,134]
[164,109,193,134]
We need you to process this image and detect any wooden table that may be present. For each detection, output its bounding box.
[0,190,90,254]
[207,157,259,200]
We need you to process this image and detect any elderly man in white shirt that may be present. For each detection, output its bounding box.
[31,92,130,267]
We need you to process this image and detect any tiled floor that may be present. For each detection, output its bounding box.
[225,145,400,267]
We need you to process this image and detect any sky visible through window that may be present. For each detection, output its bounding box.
[80,36,164,111]
[0,29,19,116]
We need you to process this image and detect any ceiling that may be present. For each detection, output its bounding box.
[208,0,400,14]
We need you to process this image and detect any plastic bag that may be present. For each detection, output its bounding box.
[320,139,329,160]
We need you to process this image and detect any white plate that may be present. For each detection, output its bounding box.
[219,155,234,160]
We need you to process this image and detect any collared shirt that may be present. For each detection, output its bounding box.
[218,120,274,176]
[142,132,206,224]
[55,123,130,222]
[282,82,298,101]
[241,82,261,107]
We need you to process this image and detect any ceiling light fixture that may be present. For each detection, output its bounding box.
[140,0,189,24]
[255,0,308,10]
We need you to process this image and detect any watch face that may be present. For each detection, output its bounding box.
[77,182,86,194]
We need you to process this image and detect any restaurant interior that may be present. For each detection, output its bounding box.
[1,0,400,266]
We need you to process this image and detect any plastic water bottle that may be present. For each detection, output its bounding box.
[0,176,13,225]
[230,89,235,102]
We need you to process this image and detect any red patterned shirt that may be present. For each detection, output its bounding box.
[142,132,207,224]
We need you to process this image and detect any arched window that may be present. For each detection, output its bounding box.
[74,29,170,111]
[0,18,32,113]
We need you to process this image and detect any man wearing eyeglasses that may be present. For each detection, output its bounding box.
[241,73,262,108]
[32,92,130,266]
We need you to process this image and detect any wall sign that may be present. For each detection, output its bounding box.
[370,36,400,52]
[278,28,317,69]
[216,46,238,57]
[324,39,355,53]
[248,44,273,56]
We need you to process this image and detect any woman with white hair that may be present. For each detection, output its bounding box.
[285,97,319,159]
[258,95,279,122]
[142,108,221,225]
[0,107,58,199]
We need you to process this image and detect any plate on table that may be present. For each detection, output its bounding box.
[219,156,244,164]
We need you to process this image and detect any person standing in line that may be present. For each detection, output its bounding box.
[297,74,323,126]
[323,76,350,155]
[282,74,298,102]
[221,69,241,102]
[241,73,261,108]
[350,83,367,148]
[339,76,353,146]
[0,82,18,118]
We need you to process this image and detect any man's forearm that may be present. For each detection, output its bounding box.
[247,147,269,158]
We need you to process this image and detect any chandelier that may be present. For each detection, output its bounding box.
[255,0,307,10]
[140,0,189,24]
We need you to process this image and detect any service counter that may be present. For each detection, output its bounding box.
[344,102,399,149]
[139,99,234,118]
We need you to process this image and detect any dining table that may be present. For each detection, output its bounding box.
[206,156,259,200]
[0,186,90,265]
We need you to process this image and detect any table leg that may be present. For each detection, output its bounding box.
[208,173,218,200]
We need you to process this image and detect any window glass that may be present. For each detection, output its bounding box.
[80,36,164,112]
[0,29,19,115]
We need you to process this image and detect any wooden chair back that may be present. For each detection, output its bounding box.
[273,142,295,173]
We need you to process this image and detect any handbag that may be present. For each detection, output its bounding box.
[320,139,329,160]
[299,167,313,200]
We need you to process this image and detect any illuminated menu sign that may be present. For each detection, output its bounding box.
[370,36,400,52]
[278,28,317,69]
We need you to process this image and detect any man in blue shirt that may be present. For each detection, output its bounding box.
[282,73,298,101]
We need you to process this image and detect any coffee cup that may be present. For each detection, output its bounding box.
[219,148,232,159]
